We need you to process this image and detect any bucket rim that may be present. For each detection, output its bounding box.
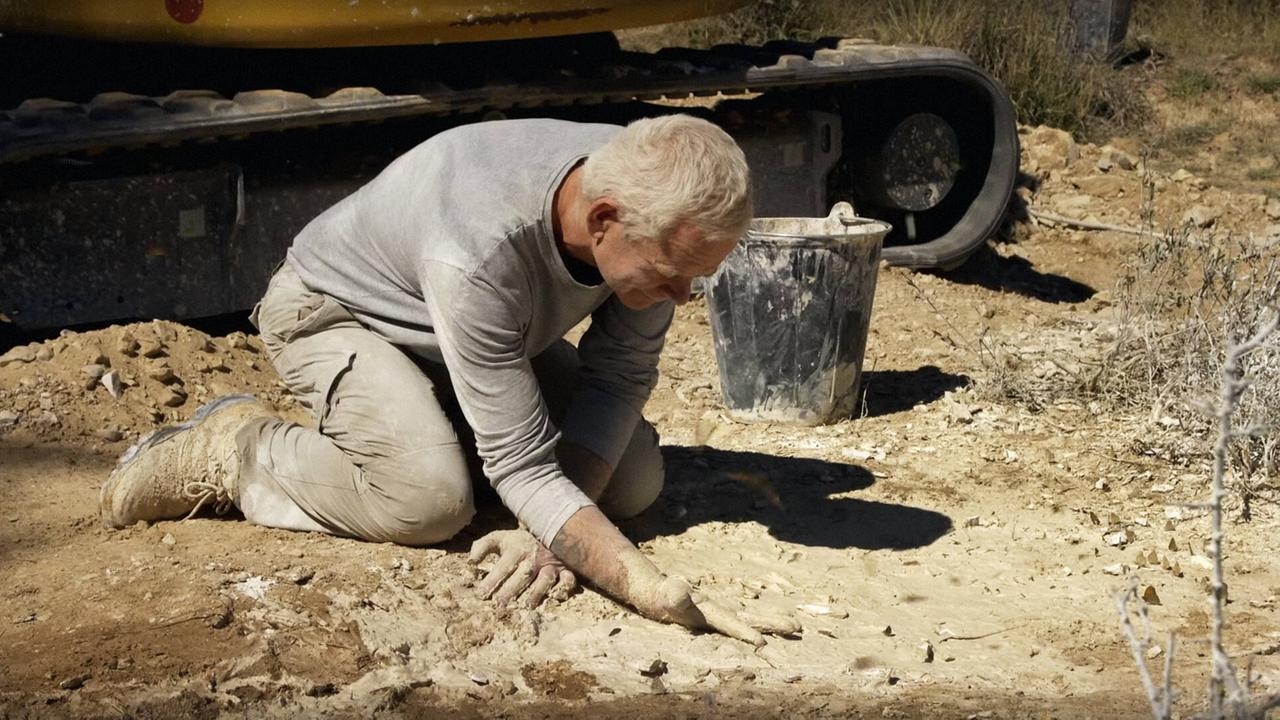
[744,216,892,246]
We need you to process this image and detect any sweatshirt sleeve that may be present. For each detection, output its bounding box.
[559,295,673,468]
[419,259,593,547]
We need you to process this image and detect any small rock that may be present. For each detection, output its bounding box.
[208,602,233,629]
[38,411,59,426]
[0,411,19,429]
[1026,126,1079,167]
[468,674,490,686]
[1171,168,1207,189]
[882,625,894,637]
[81,363,107,380]
[1266,197,1280,221]
[58,674,89,691]
[1141,585,1161,606]
[161,533,176,546]
[160,387,187,408]
[139,340,167,359]
[1182,205,1220,229]
[306,682,338,697]
[947,403,974,424]
[35,346,54,362]
[1146,645,1163,659]
[0,345,36,366]
[1103,146,1136,171]
[96,429,124,443]
[101,371,123,398]
[639,658,668,678]
[118,335,140,356]
[1167,538,1178,552]
[1104,530,1133,547]
[922,641,935,663]
[1102,563,1125,576]
[1073,174,1129,198]
[282,566,315,585]
[228,333,251,350]
[145,364,178,384]
[1095,155,1114,172]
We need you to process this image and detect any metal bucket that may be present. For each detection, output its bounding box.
[706,202,890,425]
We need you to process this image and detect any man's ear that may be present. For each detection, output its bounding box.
[586,198,621,244]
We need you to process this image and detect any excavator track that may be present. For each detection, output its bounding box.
[1,36,1017,327]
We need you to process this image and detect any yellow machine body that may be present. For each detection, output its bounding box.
[0,0,750,47]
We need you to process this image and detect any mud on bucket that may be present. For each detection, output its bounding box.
[707,202,890,425]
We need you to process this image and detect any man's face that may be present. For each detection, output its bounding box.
[597,223,739,310]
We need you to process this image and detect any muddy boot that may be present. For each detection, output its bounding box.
[100,395,275,529]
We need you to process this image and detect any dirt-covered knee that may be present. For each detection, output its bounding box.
[384,479,475,546]
[599,425,664,520]
[364,456,476,546]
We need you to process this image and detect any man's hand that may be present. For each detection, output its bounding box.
[469,529,576,608]
[547,506,799,646]
[638,575,801,647]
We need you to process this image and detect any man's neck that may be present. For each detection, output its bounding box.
[553,164,598,269]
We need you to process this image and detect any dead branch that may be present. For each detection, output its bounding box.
[1028,207,1151,236]
[1208,311,1279,717]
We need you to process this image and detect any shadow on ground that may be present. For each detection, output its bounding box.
[860,366,968,417]
[624,446,952,551]
[935,242,1095,304]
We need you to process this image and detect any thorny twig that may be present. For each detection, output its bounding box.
[1117,311,1278,720]
[1116,579,1175,720]
[1207,311,1279,718]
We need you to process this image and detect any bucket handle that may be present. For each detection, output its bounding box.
[829,201,877,227]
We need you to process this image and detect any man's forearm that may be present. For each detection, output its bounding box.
[548,505,678,617]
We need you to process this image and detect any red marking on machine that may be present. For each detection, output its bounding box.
[165,0,203,24]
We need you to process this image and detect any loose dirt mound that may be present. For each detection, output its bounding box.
[1020,123,1280,241]
[0,321,303,450]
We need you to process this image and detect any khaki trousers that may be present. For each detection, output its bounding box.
[236,264,663,546]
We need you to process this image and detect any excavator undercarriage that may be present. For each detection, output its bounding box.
[1,32,1017,329]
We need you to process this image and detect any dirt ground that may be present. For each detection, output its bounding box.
[3,65,1280,719]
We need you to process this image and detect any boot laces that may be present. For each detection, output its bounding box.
[182,481,233,520]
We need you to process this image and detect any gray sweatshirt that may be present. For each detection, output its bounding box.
[287,119,673,546]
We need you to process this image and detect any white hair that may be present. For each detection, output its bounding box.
[581,114,753,247]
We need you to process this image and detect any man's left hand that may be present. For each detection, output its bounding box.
[469,529,576,608]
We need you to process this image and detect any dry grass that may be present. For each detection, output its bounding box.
[1131,0,1280,62]
[1102,223,1280,516]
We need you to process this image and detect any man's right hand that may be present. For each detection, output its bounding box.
[638,575,801,647]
